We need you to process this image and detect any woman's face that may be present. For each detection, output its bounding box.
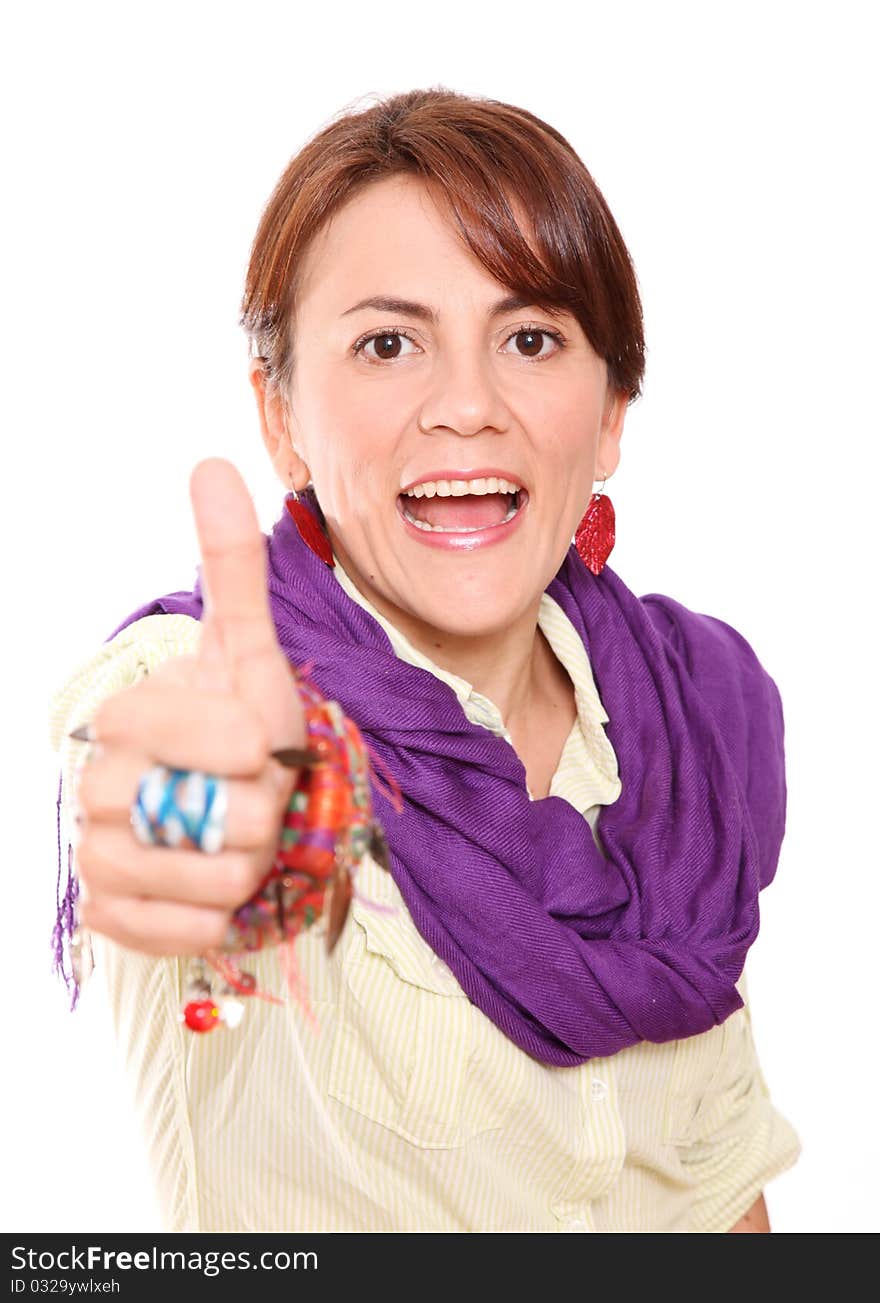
[259,173,626,645]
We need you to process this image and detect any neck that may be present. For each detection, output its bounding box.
[333,549,553,730]
[407,598,548,730]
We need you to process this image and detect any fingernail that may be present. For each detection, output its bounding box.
[68,723,95,743]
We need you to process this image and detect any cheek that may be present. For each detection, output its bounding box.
[540,423,596,493]
[537,422,599,534]
[299,405,381,499]
[320,454,391,540]
[530,375,597,438]
[327,375,397,446]
[313,402,402,499]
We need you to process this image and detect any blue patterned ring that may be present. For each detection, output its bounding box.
[130,764,229,855]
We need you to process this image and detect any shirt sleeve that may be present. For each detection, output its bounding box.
[50,612,203,813]
[49,611,204,971]
[49,611,205,908]
[49,612,205,945]
[48,613,206,1230]
[675,967,803,1232]
[49,612,204,754]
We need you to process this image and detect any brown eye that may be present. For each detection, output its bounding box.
[373,333,404,359]
[500,326,564,361]
[517,329,544,357]
[354,329,418,362]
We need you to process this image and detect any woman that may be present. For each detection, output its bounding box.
[49,86,801,1233]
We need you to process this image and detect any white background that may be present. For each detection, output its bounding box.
[4,0,877,1233]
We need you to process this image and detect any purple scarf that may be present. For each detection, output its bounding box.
[55,487,787,1067]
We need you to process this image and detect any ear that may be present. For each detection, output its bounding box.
[248,357,311,489]
[596,386,627,480]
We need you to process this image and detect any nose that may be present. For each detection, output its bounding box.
[417,342,510,438]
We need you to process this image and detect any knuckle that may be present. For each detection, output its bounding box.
[73,829,98,877]
[237,718,270,773]
[92,679,148,747]
[78,896,108,940]
[219,854,258,908]
[75,852,108,899]
[74,753,120,818]
[248,787,280,845]
[75,832,138,898]
[76,860,96,896]
[74,762,98,812]
[89,902,135,952]
[204,911,234,951]
[91,690,124,740]
[223,698,269,771]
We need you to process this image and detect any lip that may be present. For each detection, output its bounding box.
[396,487,530,552]
[399,467,527,493]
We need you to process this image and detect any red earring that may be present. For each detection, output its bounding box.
[574,472,615,575]
[286,480,335,568]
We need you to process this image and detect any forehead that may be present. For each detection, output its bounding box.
[295,174,537,312]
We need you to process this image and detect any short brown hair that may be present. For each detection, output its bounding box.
[241,86,646,403]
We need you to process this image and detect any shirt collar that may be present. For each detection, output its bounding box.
[331,552,610,738]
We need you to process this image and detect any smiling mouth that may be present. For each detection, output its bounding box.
[397,488,525,533]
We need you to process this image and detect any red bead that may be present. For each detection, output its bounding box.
[183,999,220,1032]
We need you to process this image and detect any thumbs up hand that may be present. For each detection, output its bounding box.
[189,458,308,782]
[72,458,308,957]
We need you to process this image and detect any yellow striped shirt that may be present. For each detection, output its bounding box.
[48,555,801,1232]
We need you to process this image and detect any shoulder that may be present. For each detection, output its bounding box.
[640,590,787,887]
[48,612,202,754]
[639,590,785,742]
[641,591,776,683]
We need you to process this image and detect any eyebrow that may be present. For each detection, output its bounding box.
[340,293,568,322]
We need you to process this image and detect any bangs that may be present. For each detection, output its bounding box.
[243,88,645,401]
[412,151,591,322]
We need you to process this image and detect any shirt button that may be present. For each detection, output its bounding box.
[590,1078,608,1102]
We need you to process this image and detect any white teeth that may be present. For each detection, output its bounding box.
[403,476,522,498]
[399,475,525,533]
[401,499,521,532]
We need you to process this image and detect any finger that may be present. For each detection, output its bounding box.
[90,681,268,776]
[77,893,231,957]
[189,458,279,670]
[75,823,267,910]
[77,745,283,849]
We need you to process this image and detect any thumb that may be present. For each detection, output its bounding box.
[189,457,280,672]
[193,606,236,696]
[189,456,306,758]
[192,482,236,697]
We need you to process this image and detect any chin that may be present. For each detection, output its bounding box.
[413,596,524,641]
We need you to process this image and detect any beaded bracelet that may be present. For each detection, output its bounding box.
[180,663,401,1034]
